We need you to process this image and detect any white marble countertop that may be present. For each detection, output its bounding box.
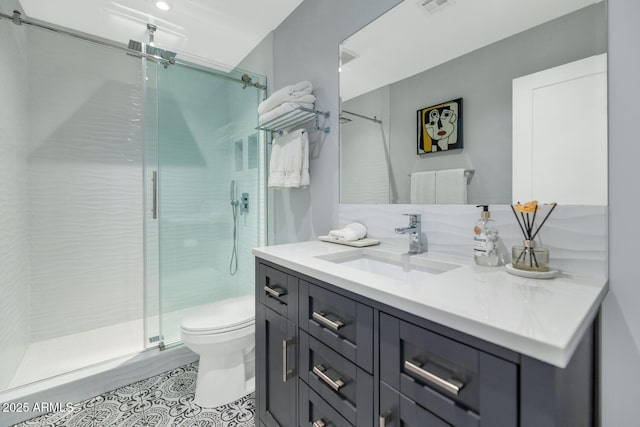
[253,240,608,368]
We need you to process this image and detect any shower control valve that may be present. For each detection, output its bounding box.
[241,193,249,214]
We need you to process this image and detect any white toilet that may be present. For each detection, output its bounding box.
[180,294,255,408]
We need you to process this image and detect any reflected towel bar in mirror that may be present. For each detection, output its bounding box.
[408,169,475,185]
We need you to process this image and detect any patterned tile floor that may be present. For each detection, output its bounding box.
[13,362,255,427]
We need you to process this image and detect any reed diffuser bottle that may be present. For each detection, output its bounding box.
[510,201,557,272]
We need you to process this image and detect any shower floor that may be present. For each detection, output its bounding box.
[8,308,193,390]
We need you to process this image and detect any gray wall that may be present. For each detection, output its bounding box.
[271,0,402,244]
[602,0,640,425]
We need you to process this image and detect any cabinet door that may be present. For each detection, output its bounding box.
[512,53,607,204]
[257,304,297,427]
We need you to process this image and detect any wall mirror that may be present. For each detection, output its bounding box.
[339,0,607,205]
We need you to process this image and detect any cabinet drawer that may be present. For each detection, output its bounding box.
[300,330,373,427]
[381,380,460,427]
[300,380,353,427]
[380,313,517,427]
[257,262,298,321]
[299,280,373,372]
[380,380,480,427]
[381,313,480,413]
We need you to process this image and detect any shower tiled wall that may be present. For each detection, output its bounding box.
[26,28,145,342]
[0,7,30,390]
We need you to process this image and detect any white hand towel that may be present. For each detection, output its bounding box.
[435,168,467,204]
[258,81,313,115]
[259,102,316,125]
[410,171,436,204]
[258,93,316,115]
[268,129,309,189]
[328,223,367,242]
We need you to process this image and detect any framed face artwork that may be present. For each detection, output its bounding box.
[417,98,463,154]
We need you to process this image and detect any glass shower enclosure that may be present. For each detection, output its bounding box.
[148,61,265,347]
[0,9,265,394]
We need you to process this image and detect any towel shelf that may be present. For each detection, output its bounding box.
[256,106,330,135]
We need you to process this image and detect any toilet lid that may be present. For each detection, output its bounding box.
[181,294,255,333]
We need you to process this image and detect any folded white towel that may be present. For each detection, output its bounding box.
[259,102,316,125]
[258,81,313,115]
[410,171,436,204]
[258,93,316,116]
[268,129,309,189]
[328,223,367,242]
[435,168,467,204]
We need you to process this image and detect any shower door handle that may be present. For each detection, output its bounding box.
[152,171,158,219]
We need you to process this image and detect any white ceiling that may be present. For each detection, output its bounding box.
[18,0,302,72]
[340,0,603,101]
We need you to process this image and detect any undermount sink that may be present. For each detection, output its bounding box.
[317,248,461,282]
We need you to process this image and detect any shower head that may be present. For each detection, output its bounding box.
[339,116,353,124]
[127,39,176,67]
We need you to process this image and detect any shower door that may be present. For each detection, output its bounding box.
[151,62,266,346]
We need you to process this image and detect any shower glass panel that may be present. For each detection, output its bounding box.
[155,63,265,345]
[0,17,146,392]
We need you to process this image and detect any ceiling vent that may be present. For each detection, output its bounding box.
[416,0,456,15]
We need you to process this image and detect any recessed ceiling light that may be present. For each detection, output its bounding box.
[155,1,171,11]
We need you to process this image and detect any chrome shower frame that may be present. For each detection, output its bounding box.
[0,9,266,90]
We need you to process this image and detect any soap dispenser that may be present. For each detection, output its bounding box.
[474,205,501,266]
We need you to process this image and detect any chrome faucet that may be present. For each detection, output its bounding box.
[395,213,424,255]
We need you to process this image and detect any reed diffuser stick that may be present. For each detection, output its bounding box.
[511,205,527,237]
[530,203,558,241]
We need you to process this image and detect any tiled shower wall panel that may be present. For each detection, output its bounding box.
[0,11,30,390]
[27,29,144,342]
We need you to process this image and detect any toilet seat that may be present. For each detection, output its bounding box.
[180,294,255,335]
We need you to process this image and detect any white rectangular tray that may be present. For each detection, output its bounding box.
[318,235,380,247]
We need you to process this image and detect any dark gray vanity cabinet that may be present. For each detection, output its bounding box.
[255,258,596,427]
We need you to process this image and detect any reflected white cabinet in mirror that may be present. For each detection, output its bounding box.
[339,0,607,205]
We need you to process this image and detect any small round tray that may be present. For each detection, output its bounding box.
[505,263,559,279]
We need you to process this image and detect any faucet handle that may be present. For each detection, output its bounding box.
[402,213,421,224]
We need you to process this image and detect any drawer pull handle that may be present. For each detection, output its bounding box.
[264,285,287,299]
[313,419,329,427]
[379,411,392,427]
[312,311,344,331]
[404,359,464,396]
[313,364,345,391]
[282,338,294,382]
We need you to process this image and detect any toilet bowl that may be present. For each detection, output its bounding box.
[180,294,255,408]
